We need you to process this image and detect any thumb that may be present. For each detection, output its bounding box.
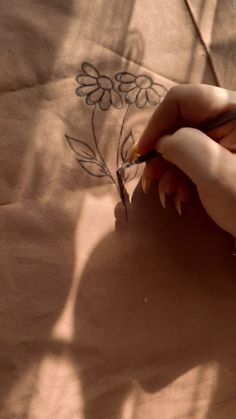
[156,127,230,187]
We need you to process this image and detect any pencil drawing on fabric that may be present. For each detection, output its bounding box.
[66,62,168,204]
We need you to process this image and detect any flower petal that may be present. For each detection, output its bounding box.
[115,72,135,83]
[111,89,123,109]
[118,82,136,93]
[86,88,104,105]
[153,83,168,98]
[135,89,147,108]
[146,87,160,105]
[99,90,111,111]
[76,85,98,97]
[76,75,97,85]
[81,62,100,78]
[125,86,139,104]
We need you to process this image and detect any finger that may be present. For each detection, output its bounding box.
[206,118,236,142]
[174,179,192,215]
[141,158,167,193]
[158,169,191,213]
[142,156,167,180]
[219,128,236,153]
[135,84,236,154]
[176,178,191,203]
[156,127,231,188]
[158,167,180,195]
[158,167,181,209]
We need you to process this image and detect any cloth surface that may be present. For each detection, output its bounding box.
[1,1,236,418]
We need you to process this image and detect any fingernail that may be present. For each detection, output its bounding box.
[175,195,182,216]
[142,177,151,194]
[155,135,171,154]
[158,183,166,209]
[129,142,140,162]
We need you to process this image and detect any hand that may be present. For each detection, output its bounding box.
[131,84,236,237]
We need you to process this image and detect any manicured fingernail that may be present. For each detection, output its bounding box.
[142,177,151,194]
[175,195,182,216]
[155,135,171,154]
[129,142,140,162]
[158,183,166,209]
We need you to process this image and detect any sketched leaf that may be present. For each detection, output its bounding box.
[124,164,138,183]
[121,131,135,163]
[77,159,108,177]
[66,135,96,160]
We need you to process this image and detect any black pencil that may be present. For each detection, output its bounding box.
[130,107,236,166]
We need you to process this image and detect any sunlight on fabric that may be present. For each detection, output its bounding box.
[189,0,218,47]
[52,190,115,342]
[182,362,219,419]
[26,354,83,419]
[4,364,38,419]
[119,380,139,419]
[183,0,218,83]
[129,363,219,419]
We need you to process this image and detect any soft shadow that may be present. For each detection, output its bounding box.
[0,0,145,417]
[0,1,76,417]
[184,0,219,86]
[199,1,236,416]
[72,181,236,418]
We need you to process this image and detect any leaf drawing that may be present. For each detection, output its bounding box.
[124,164,138,183]
[66,135,96,160]
[120,131,134,163]
[68,62,169,220]
[77,159,108,177]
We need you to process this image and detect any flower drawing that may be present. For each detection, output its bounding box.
[68,62,168,218]
[115,72,168,108]
[76,62,122,111]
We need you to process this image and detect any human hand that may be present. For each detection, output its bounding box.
[131,84,236,237]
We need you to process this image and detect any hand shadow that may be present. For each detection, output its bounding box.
[72,180,236,419]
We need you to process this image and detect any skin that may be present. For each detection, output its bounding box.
[130,84,236,237]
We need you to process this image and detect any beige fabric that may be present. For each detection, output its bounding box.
[1,1,236,418]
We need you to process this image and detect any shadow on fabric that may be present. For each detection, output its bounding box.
[73,180,236,418]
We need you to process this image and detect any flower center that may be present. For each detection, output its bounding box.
[97,76,113,90]
[136,76,152,89]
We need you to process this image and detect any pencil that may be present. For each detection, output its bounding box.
[132,107,236,166]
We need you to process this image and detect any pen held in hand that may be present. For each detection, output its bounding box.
[121,107,236,171]
[116,107,236,221]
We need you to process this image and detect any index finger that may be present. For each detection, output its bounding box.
[136,84,236,154]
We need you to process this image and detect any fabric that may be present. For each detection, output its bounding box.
[1,1,236,418]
